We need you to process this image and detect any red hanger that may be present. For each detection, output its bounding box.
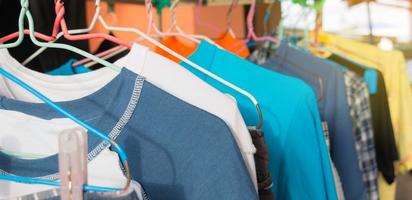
[54,0,131,48]
[0,5,62,43]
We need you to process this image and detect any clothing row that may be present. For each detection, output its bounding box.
[246,33,412,200]
[1,33,411,200]
[0,40,262,200]
[157,32,412,200]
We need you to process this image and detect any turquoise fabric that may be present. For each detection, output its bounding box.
[47,59,91,76]
[180,41,338,200]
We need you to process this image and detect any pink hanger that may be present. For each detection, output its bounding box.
[243,0,279,44]
[224,0,278,55]
[0,30,56,43]
[72,45,123,67]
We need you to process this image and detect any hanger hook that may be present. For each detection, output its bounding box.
[168,0,180,33]
[20,0,29,9]
[255,104,263,130]
[247,0,256,32]
[226,0,238,35]
[263,0,275,35]
[145,0,154,35]
[106,0,118,25]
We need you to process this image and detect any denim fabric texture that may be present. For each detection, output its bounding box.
[0,68,257,200]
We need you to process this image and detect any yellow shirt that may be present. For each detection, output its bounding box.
[318,33,412,200]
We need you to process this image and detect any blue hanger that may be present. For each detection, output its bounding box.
[0,173,118,192]
[0,0,131,193]
[0,68,128,192]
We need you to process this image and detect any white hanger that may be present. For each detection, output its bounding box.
[99,0,263,128]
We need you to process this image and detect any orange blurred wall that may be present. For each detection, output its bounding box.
[85,0,245,51]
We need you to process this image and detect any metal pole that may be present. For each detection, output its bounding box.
[314,9,322,45]
[366,0,374,44]
[409,0,412,41]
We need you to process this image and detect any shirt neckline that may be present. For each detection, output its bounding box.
[186,40,217,73]
[0,68,145,179]
[0,43,148,101]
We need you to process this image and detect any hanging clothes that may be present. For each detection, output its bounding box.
[251,40,366,200]
[321,34,412,173]
[0,110,129,198]
[319,33,412,200]
[180,40,338,200]
[0,46,259,188]
[341,70,379,200]
[116,44,259,188]
[0,67,258,200]
[328,53,398,185]
[0,44,259,199]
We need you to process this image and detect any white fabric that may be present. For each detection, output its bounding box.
[0,43,257,188]
[0,110,127,198]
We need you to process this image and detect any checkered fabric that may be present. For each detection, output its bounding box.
[343,70,379,200]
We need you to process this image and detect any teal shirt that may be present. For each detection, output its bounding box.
[181,41,338,200]
[47,59,91,76]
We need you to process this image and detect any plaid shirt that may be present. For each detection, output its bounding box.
[343,70,379,200]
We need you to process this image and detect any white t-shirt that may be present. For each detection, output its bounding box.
[0,43,257,187]
[0,110,128,198]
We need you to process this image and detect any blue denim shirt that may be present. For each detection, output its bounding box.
[0,68,257,200]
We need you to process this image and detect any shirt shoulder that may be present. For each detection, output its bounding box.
[123,81,258,200]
